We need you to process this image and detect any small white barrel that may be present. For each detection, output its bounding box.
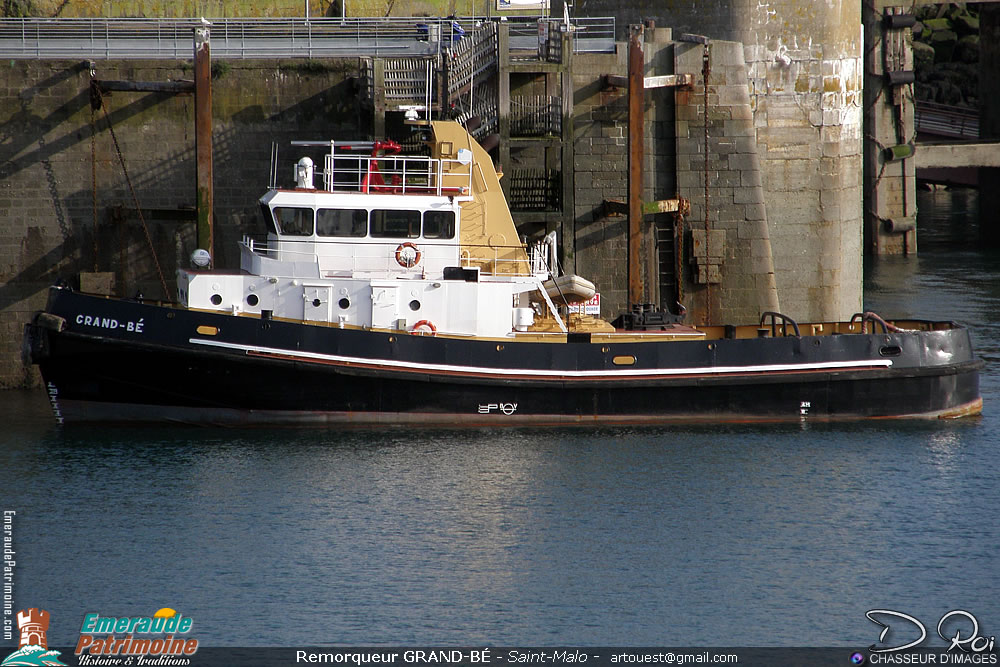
[513,307,534,332]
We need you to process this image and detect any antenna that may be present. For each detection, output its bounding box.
[269,142,278,188]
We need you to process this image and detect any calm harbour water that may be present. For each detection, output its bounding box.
[1,187,998,649]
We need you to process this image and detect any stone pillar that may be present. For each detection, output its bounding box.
[675,39,779,325]
[577,0,865,322]
[744,0,864,322]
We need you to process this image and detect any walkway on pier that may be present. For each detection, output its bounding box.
[0,16,615,59]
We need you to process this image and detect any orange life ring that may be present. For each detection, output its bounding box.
[395,242,422,268]
[410,320,437,336]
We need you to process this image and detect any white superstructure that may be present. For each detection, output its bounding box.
[177,121,593,337]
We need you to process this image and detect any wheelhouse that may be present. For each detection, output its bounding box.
[256,191,463,279]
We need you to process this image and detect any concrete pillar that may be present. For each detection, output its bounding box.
[745,0,864,322]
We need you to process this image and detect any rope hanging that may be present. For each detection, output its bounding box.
[90,80,172,302]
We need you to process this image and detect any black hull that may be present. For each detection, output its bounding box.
[26,287,983,425]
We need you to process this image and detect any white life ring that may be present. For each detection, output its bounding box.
[395,242,422,268]
[410,320,437,336]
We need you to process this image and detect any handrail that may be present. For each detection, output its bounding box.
[760,311,800,337]
[318,152,473,197]
[0,16,615,59]
[849,311,901,334]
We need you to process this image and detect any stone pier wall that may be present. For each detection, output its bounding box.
[1,0,868,387]
[0,58,361,387]
[568,33,780,325]
[580,0,865,322]
[674,39,779,325]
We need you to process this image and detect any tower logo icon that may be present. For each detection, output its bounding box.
[1,608,65,666]
[17,609,48,649]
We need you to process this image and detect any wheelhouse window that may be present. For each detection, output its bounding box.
[260,203,278,235]
[370,209,420,238]
[273,207,314,236]
[317,208,367,237]
[423,210,455,239]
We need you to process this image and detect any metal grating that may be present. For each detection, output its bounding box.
[511,95,561,136]
[509,168,560,211]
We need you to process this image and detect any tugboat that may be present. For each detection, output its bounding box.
[24,120,983,425]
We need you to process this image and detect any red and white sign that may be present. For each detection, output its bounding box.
[568,293,600,316]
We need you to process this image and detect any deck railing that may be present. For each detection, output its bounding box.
[318,152,475,197]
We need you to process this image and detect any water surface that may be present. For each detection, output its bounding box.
[1,188,997,648]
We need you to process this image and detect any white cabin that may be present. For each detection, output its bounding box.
[176,121,589,338]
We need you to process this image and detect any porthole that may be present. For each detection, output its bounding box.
[210,294,223,306]
[612,355,636,366]
[339,297,350,309]
[312,298,322,308]
[246,294,259,307]
[409,299,421,311]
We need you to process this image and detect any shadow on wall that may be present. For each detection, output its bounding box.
[2,62,365,388]
[2,68,369,309]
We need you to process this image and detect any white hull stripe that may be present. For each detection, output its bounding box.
[189,338,894,379]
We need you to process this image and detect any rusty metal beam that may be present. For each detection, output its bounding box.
[642,73,695,88]
[628,24,644,306]
[604,197,690,218]
[604,73,694,89]
[643,198,690,215]
[194,26,213,266]
[94,80,194,94]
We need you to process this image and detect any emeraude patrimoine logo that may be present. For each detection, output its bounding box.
[75,607,199,662]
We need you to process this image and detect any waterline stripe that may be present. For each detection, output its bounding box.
[189,338,893,379]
